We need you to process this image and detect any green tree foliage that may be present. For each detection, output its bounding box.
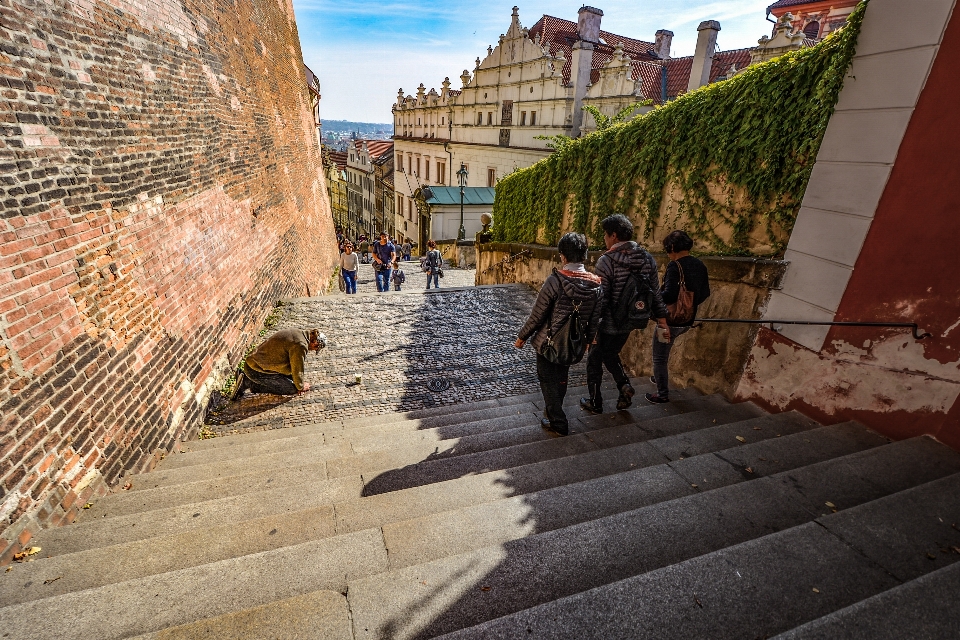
[493,1,868,257]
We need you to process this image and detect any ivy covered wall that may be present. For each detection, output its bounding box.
[492,1,867,257]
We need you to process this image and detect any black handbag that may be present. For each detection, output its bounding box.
[538,276,587,366]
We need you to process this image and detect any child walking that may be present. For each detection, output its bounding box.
[392,260,405,291]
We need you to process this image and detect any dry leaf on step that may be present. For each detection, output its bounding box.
[736,436,746,443]
[13,547,41,562]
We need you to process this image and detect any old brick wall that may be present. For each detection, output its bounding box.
[0,0,337,561]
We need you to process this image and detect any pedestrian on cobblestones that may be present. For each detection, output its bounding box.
[232,328,326,398]
[392,260,405,291]
[339,242,359,294]
[424,240,443,289]
[648,230,710,404]
[401,239,412,262]
[359,236,370,263]
[515,233,602,436]
[581,214,670,415]
[373,232,397,293]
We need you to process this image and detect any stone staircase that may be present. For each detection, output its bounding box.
[2,381,959,638]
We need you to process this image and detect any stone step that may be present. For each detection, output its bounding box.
[435,469,960,640]
[348,436,956,640]
[80,399,739,523]
[6,413,820,599]
[0,528,388,640]
[356,402,764,495]
[772,561,960,640]
[129,590,353,640]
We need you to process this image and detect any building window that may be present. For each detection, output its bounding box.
[487,168,496,187]
[803,21,821,39]
[437,161,446,185]
[418,117,421,125]
[487,112,493,125]
[416,157,421,176]
[424,157,430,182]
[397,152,403,171]
[441,117,445,125]
[520,111,526,125]
[531,111,537,125]
[477,112,483,125]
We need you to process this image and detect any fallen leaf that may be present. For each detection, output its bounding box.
[736,436,746,443]
[13,547,41,562]
[758,457,767,461]
[122,482,132,490]
[694,596,703,608]
[927,553,937,560]
[712,419,717,424]
[745,467,754,474]
[4,567,11,573]
[825,502,836,508]
[43,576,62,585]
[82,503,93,509]
[812,588,820,594]
[951,547,960,555]
[480,586,491,592]
[691,484,699,489]
[752,426,761,431]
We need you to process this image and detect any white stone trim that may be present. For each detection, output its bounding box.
[765,0,957,351]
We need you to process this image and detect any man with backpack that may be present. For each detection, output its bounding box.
[515,233,602,436]
[580,214,670,414]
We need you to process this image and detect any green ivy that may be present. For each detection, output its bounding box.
[492,0,868,257]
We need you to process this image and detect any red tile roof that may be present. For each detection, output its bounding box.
[528,15,659,85]
[353,139,394,160]
[662,48,752,100]
[767,0,825,11]
[328,150,347,171]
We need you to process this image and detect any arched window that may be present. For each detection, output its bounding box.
[803,21,821,39]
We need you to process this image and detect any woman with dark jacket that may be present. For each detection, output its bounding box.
[647,230,711,404]
[515,233,602,436]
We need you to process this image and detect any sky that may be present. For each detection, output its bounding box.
[294,0,776,123]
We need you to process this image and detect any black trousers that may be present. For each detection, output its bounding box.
[537,353,569,433]
[586,331,632,402]
[243,363,299,396]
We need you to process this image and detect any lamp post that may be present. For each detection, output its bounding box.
[456,162,468,241]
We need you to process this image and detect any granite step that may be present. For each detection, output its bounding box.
[436,469,960,640]
[3,413,821,600]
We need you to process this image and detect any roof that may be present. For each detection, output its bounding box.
[767,0,823,12]
[353,139,393,160]
[528,14,659,85]
[304,64,320,96]
[328,150,347,171]
[423,186,496,206]
[662,48,753,100]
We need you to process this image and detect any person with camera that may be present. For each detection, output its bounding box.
[647,230,710,404]
[515,233,602,436]
[372,232,397,293]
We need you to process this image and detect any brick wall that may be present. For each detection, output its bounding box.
[0,0,337,561]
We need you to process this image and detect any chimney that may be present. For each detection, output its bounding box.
[570,6,603,137]
[654,29,673,59]
[687,20,721,92]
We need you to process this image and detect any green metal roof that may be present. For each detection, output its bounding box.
[423,186,496,206]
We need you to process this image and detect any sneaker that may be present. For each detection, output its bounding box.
[616,384,635,411]
[540,418,568,436]
[579,397,602,414]
[649,376,656,386]
[645,392,669,404]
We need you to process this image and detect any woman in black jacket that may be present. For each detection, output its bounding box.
[515,233,602,435]
[647,230,710,404]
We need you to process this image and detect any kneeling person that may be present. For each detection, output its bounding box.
[515,233,602,435]
[233,328,326,398]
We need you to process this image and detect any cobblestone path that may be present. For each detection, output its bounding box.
[330,260,477,295]
[207,274,589,434]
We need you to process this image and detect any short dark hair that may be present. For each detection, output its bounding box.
[663,230,694,253]
[557,232,588,263]
[601,214,633,242]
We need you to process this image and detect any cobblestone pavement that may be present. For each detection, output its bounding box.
[206,278,591,434]
[330,260,476,295]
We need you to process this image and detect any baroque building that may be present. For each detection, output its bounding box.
[323,148,349,233]
[346,139,393,239]
[393,6,754,247]
[766,0,859,41]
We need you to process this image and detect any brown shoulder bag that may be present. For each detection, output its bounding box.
[666,261,695,325]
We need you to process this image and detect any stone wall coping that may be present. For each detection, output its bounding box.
[477,242,788,289]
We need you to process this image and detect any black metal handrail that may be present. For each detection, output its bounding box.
[480,249,531,275]
[694,318,932,340]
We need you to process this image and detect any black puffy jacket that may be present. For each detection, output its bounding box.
[595,241,668,334]
[518,269,603,354]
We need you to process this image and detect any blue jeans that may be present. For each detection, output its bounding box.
[375,268,392,292]
[652,325,690,400]
[425,272,439,289]
[342,269,357,294]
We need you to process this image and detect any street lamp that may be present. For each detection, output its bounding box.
[456,162,468,241]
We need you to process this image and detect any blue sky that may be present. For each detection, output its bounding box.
[294,0,776,123]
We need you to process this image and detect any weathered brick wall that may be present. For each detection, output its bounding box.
[0,0,337,561]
